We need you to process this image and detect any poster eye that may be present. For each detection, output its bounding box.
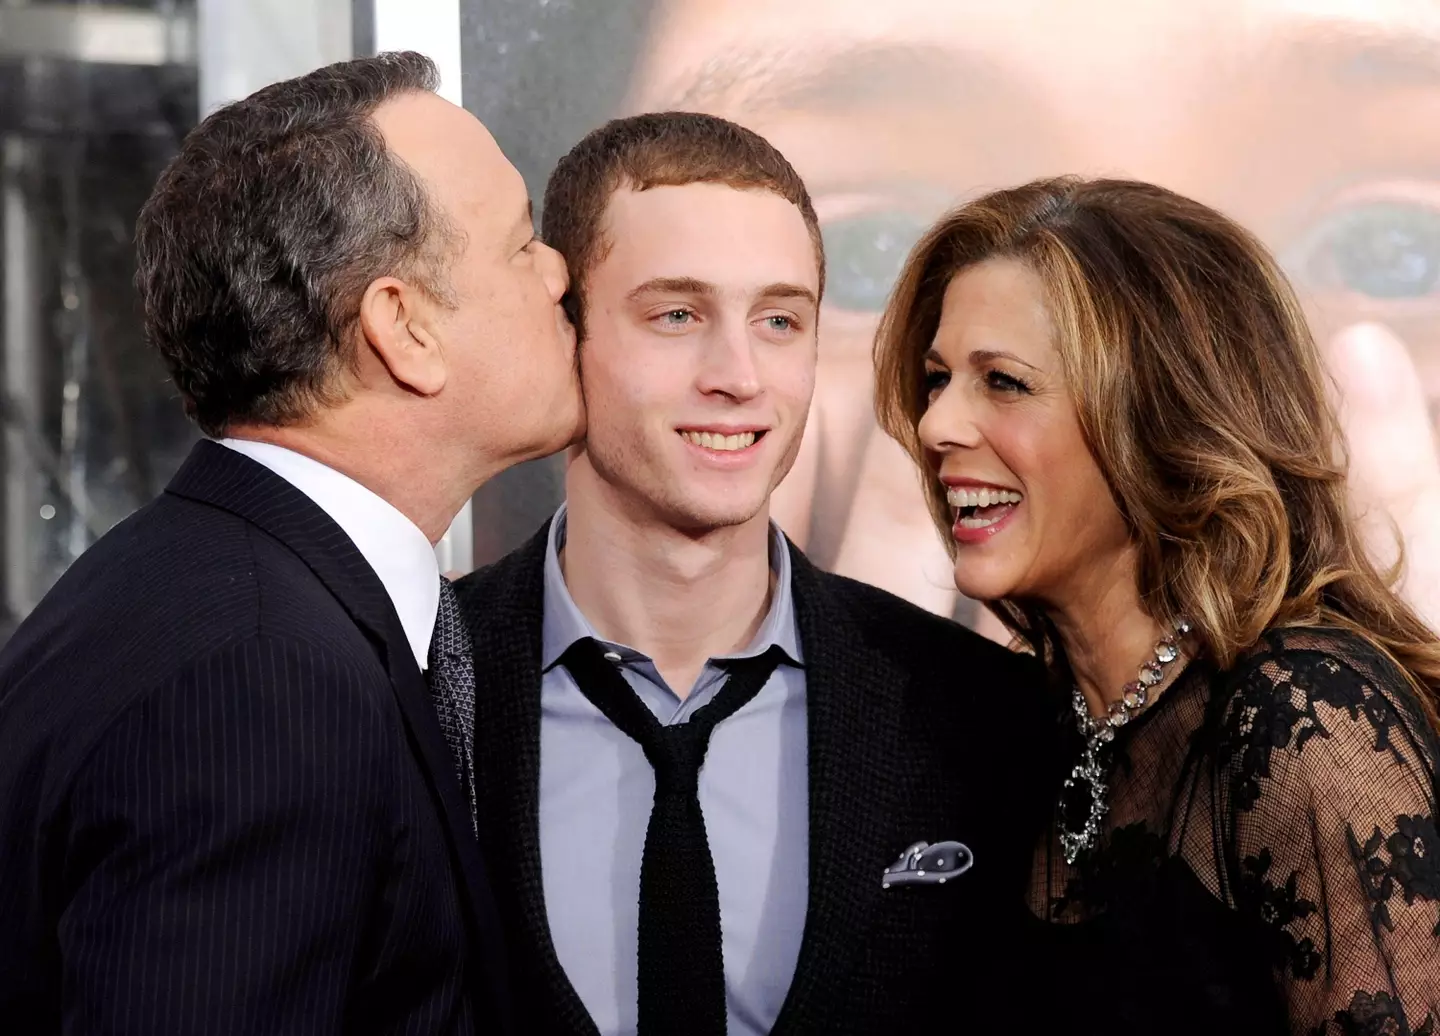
[820,212,928,312]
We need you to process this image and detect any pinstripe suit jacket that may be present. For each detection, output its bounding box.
[0,441,511,1035]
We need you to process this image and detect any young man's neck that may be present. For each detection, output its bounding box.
[560,484,777,699]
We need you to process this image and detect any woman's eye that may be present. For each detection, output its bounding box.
[923,368,950,395]
[986,370,1030,394]
[1285,200,1440,300]
[820,211,928,312]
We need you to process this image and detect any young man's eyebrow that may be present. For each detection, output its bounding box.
[756,283,819,307]
[626,277,717,301]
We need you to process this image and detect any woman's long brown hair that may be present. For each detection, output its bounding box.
[874,176,1440,727]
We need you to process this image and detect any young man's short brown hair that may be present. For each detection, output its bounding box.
[541,111,825,336]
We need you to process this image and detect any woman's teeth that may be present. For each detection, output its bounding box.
[948,486,1022,529]
[946,487,1023,509]
[681,430,757,451]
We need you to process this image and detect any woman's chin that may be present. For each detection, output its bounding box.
[951,565,1021,605]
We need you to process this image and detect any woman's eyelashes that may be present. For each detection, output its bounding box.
[985,368,1033,394]
[924,366,950,398]
[924,364,1034,402]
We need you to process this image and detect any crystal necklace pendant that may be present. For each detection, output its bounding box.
[1057,619,1191,864]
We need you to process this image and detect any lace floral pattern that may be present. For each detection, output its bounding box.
[1030,627,1440,1036]
[1217,649,1407,813]
[1350,815,1440,938]
[1239,848,1322,981]
[1313,990,1435,1036]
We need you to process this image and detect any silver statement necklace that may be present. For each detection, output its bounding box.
[1057,619,1192,865]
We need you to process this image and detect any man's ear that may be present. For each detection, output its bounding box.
[357,276,448,396]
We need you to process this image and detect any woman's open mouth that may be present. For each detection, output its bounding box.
[947,485,1022,541]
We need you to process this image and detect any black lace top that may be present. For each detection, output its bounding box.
[1024,627,1440,1036]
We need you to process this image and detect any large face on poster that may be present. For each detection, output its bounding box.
[469,0,1440,633]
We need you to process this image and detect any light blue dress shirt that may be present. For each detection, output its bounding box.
[539,505,809,1036]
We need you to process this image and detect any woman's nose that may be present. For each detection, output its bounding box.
[918,385,981,453]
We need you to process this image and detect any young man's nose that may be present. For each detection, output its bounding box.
[696,319,764,401]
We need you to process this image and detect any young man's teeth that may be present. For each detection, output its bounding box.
[681,430,756,451]
[945,487,1023,508]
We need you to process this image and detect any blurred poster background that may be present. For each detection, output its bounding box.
[2,0,1436,642]
[464,0,1440,636]
[0,0,353,642]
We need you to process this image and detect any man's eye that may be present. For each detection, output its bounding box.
[820,212,928,312]
[659,309,694,325]
[764,315,795,331]
[1285,200,1440,300]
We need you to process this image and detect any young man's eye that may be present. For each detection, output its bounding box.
[764,315,795,332]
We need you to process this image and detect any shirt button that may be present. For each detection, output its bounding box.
[603,651,622,663]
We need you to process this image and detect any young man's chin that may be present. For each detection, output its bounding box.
[659,490,769,536]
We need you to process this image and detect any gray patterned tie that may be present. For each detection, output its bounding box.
[428,576,477,834]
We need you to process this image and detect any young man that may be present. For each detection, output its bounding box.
[456,112,1056,1036]
[0,53,581,1033]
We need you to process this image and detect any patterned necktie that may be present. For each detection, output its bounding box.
[429,576,477,834]
[559,637,787,1036]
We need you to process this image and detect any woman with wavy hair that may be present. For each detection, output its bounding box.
[874,177,1440,1035]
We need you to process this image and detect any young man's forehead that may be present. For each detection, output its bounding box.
[596,185,816,267]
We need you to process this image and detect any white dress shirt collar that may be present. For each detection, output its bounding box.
[218,438,440,669]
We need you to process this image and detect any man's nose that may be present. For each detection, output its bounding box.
[537,242,570,299]
[697,321,761,402]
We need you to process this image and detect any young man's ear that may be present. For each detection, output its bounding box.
[357,277,448,396]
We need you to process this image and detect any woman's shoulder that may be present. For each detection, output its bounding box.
[1208,624,1438,812]
[1239,623,1400,675]
[1204,627,1440,1036]
[1219,625,1425,717]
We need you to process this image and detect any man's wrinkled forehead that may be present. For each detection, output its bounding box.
[630,0,1440,111]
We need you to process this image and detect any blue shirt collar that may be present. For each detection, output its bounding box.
[540,503,804,672]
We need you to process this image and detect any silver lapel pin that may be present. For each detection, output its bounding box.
[881,840,974,888]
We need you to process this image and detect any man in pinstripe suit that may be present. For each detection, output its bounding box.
[0,53,581,1034]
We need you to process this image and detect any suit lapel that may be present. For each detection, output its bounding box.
[772,545,911,1036]
[458,522,599,1036]
[165,440,511,1029]
[458,528,920,1035]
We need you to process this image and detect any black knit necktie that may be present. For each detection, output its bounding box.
[559,638,787,1036]
[429,576,477,834]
